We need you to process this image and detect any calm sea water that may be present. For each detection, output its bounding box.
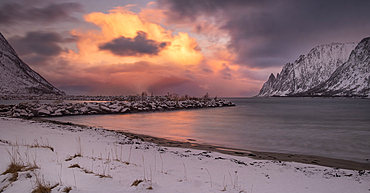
[45,98,370,163]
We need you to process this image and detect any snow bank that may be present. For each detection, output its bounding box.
[0,117,368,193]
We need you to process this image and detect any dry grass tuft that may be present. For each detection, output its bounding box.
[95,174,112,178]
[75,137,82,157]
[64,138,83,162]
[2,146,39,181]
[0,146,40,192]
[0,184,11,192]
[2,162,25,175]
[82,168,94,174]
[29,138,54,152]
[68,164,81,169]
[32,185,52,193]
[3,147,24,175]
[0,139,11,145]
[62,186,72,193]
[131,179,143,186]
[8,172,19,182]
[205,168,212,188]
[31,174,58,193]
[65,154,82,161]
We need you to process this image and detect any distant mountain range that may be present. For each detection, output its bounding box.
[257,37,370,97]
[2,30,369,99]
[0,33,65,97]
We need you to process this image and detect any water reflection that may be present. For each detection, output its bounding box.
[55,110,200,142]
[121,110,198,141]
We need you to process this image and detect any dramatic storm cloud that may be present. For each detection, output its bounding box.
[2,0,368,96]
[8,31,78,66]
[9,31,77,56]
[158,0,370,68]
[28,6,211,96]
[147,76,190,94]
[0,2,83,26]
[99,31,169,56]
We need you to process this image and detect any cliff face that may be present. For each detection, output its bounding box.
[0,33,65,96]
[306,37,370,96]
[257,38,370,97]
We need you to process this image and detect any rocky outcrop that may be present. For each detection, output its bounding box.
[0,33,65,97]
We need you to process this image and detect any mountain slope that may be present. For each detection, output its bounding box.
[0,33,65,96]
[304,37,370,97]
[257,41,360,97]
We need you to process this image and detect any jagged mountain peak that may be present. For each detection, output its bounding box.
[347,37,370,62]
[305,37,370,97]
[0,33,17,56]
[0,32,65,97]
[257,39,367,97]
[268,73,276,80]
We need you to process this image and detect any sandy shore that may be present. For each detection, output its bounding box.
[1,117,369,193]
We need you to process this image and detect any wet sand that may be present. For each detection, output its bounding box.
[37,118,370,171]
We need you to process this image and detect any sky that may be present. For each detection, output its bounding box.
[1,0,369,97]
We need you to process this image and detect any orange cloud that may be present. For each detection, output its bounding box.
[44,6,203,94]
[74,6,203,65]
[36,4,267,97]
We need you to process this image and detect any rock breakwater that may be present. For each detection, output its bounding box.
[0,97,235,118]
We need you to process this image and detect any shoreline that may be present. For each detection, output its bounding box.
[35,118,370,171]
[1,117,369,193]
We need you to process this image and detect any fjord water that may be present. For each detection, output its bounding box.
[47,98,370,163]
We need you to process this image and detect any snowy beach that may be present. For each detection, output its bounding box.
[0,117,369,193]
[1,0,370,192]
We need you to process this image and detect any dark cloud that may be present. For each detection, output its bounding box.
[158,0,370,68]
[197,60,214,74]
[238,88,261,97]
[57,86,93,96]
[18,55,50,67]
[0,2,83,26]
[99,31,170,56]
[147,77,190,94]
[218,64,232,80]
[238,68,269,81]
[8,31,79,67]
[84,61,152,74]
[158,0,267,23]
[8,31,78,57]
[202,68,213,73]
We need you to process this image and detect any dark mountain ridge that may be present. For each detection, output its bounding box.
[0,33,65,97]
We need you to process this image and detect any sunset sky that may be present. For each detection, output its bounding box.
[1,0,369,97]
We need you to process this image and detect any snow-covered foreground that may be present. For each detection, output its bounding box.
[0,117,369,193]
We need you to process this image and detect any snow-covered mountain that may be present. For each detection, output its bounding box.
[257,38,370,97]
[0,33,65,97]
[304,37,370,97]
